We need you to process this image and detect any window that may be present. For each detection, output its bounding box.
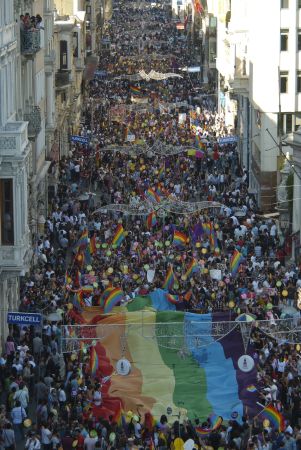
[299,0,301,8]
[59,40,68,69]
[280,30,288,51]
[295,113,301,130]
[0,179,14,245]
[297,71,301,93]
[281,0,289,7]
[298,32,301,51]
[279,113,301,134]
[280,72,288,93]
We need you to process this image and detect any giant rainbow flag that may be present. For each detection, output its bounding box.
[78,307,259,421]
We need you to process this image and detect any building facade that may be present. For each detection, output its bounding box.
[0,0,32,339]
[207,0,301,212]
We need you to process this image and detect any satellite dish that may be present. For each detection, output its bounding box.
[116,358,131,376]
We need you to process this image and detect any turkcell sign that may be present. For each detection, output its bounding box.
[7,312,42,326]
[70,135,90,145]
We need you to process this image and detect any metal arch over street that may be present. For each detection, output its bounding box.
[93,199,226,216]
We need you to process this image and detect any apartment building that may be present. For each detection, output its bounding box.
[53,0,86,157]
[0,1,32,339]
[207,0,301,212]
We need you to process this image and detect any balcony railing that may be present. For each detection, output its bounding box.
[20,29,41,55]
[55,71,71,89]
[0,121,29,157]
[23,106,42,138]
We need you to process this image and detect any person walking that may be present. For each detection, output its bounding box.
[10,400,26,442]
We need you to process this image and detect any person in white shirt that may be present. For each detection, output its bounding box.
[41,424,52,449]
[25,432,41,450]
[13,382,29,410]
[84,433,98,450]
[11,400,27,441]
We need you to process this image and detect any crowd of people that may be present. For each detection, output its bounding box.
[1,0,301,449]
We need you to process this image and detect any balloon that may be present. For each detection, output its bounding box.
[276,281,282,287]
[107,251,112,256]
[93,282,98,288]
[228,300,235,308]
[107,267,114,274]
[201,248,207,254]
[181,275,187,281]
[196,242,201,248]
[67,303,73,310]
[86,265,92,271]
[165,241,170,246]
[144,264,150,270]
[96,243,101,248]
[102,243,108,248]
[214,224,219,230]
[23,419,32,428]
[282,289,288,297]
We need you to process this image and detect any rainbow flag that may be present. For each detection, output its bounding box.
[230,249,244,276]
[71,292,83,312]
[64,271,72,286]
[89,234,97,255]
[202,222,211,235]
[74,229,89,252]
[209,224,218,251]
[195,415,222,438]
[112,224,126,247]
[146,212,157,229]
[173,230,188,247]
[100,286,115,307]
[145,187,161,203]
[185,258,199,278]
[162,266,176,291]
[104,287,124,313]
[82,285,94,293]
[246,384,257,393]
[195,427,211,438]
[158,165,164,180]
[261,405,285,431]
[130,86,142,96]
[209,414,223,430]
[187,149,205,159]
[156,185,166,200]
[90,346,99,377]
[195,134,206,150]
[166,293,180,305]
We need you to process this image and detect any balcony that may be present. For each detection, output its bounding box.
[55,70,72,89]
[229,58,249,94]
[20,30,41,57]
[0,121,29,157]
[23,105,42,138]
[0,234,32,276]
